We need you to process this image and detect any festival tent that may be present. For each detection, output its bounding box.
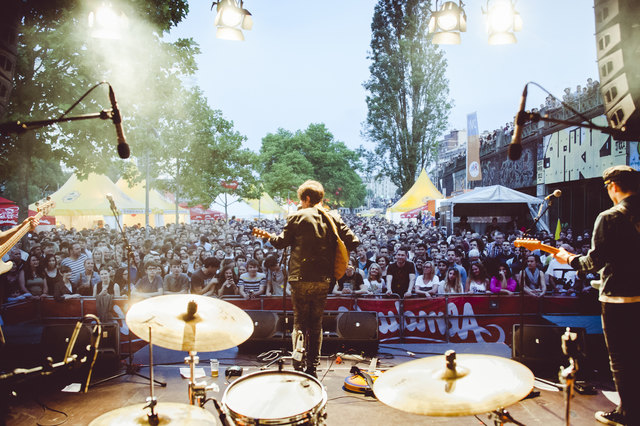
[243,192,286,219]
[188,205,225,221]
[386,169,443,222]
[438,185,548,234]
[29,173,144,230]
[115,179,189,226]
[0,197,19,227]
[212,193,261,220]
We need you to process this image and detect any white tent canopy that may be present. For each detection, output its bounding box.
[439,185,548,234]
[212,193,261,220]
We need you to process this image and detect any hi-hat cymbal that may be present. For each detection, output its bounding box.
[89,402,218,425]
[373,351,534,416]
[126,294,254,352]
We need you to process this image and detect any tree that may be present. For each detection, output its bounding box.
[260,124,366,208]
[363,0,452,193]
[0,0,192,218]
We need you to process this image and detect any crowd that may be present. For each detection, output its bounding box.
[0,214,597,306]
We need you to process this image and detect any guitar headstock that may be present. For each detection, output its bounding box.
[513,238,542,251]
[252,227,273,239]
[35,197,55,216]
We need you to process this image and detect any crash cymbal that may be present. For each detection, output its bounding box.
[373,351,534,416]
[126,294,254,352]
[89,402,218,425]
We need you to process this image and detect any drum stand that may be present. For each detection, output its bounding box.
[184,351,230,426]
[559,328,580,426]
[488,409,526,426]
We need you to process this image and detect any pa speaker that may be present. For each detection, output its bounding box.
[245,311,279,339]
[594,0,640,139]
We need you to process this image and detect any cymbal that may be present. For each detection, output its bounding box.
[373,351,534,416]
[126,294,254,352]
[89,402,218,425]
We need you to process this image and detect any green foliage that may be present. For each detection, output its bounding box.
[0,0,193,218]
[259,124,366,208]
[364,0,452,193]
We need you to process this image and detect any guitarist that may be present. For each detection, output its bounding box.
[264,180,359,378]
[555,165,640,426]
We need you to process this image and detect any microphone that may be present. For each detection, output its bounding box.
[106,193,118,212]
[545,189,562,200]
[108,85,130,159]
[508,84,528,161]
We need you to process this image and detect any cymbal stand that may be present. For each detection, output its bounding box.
[488,408,526,426]
[185,351,230,426]
[143,326,159,425]
[559,328,580,426]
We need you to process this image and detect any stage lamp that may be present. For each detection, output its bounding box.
[428,1,467,45]
[213,0,253,41]
[484,0,522,45]
[88,2,128,39]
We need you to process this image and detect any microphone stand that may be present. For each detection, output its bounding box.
[91,198,166,388]
[261,247,292,371]
[517,197,554,362]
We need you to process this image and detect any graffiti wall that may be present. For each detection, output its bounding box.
[480,144,537,189]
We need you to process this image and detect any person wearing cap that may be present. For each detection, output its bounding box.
[555,165,640,426]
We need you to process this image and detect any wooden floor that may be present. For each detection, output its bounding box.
[3,343,617,425]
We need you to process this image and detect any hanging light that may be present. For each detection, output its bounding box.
[484,0,522,45]
[88,1,128,39]
[212,0,253,41]
[428,1,467,45]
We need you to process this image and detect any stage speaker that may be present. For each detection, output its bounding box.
[594,0,640,139]
[41,323,120,373]
[239,311,379,355]
[512,324,587,378]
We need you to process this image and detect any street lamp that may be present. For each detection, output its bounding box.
[212,0,253,41]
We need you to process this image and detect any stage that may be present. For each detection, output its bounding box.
[3,343,617,425]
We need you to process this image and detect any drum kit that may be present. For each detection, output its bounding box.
[88,295,535,425]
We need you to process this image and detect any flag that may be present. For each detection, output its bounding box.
[466,112,482,181]
[554,219,562,240]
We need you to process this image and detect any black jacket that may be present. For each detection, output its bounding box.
[571,193,640,298]
[270,206,359,282]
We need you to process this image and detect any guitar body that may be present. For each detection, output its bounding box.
[343,369,384,394]
[0,259,13,276]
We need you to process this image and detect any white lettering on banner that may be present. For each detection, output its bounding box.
[396,302,506,343]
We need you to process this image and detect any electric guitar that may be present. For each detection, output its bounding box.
[513,238,561,255]
[0,198,54,275]
[252,227,275,240]
[514,238,602,289]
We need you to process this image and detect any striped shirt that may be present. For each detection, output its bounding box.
[61,254,88,285]
[238,272,266,294]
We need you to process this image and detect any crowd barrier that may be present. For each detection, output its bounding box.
[1,295,587,354]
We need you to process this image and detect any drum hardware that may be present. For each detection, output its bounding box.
[373,350,534,420]
[559,327,580,426]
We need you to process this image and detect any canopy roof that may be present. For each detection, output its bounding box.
[440,185,542,217]
[388,169,443,213]
[243,192,286,215]
[115,178,187,214]
[30,173,145,216]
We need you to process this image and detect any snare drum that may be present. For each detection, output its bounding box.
[222,370,327,425]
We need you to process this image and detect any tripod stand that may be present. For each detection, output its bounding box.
[91,196,165,388]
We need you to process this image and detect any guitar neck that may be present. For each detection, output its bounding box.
[538,244,560,255]
[0,211,43,259]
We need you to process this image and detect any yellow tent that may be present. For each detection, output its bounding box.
[243,192,286,218]
[387,169,443,221]
[29,173,144,229]
[115,179,189,226]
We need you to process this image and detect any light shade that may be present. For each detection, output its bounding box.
[213,0,252,41]
[485,0,521,45]
[429,1,467,45]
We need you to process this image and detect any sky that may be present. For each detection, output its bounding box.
[167,1,599,153]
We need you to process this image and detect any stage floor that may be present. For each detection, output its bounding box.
[4,343,617,425]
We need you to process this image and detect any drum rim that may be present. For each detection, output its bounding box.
[222,369,328,424]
